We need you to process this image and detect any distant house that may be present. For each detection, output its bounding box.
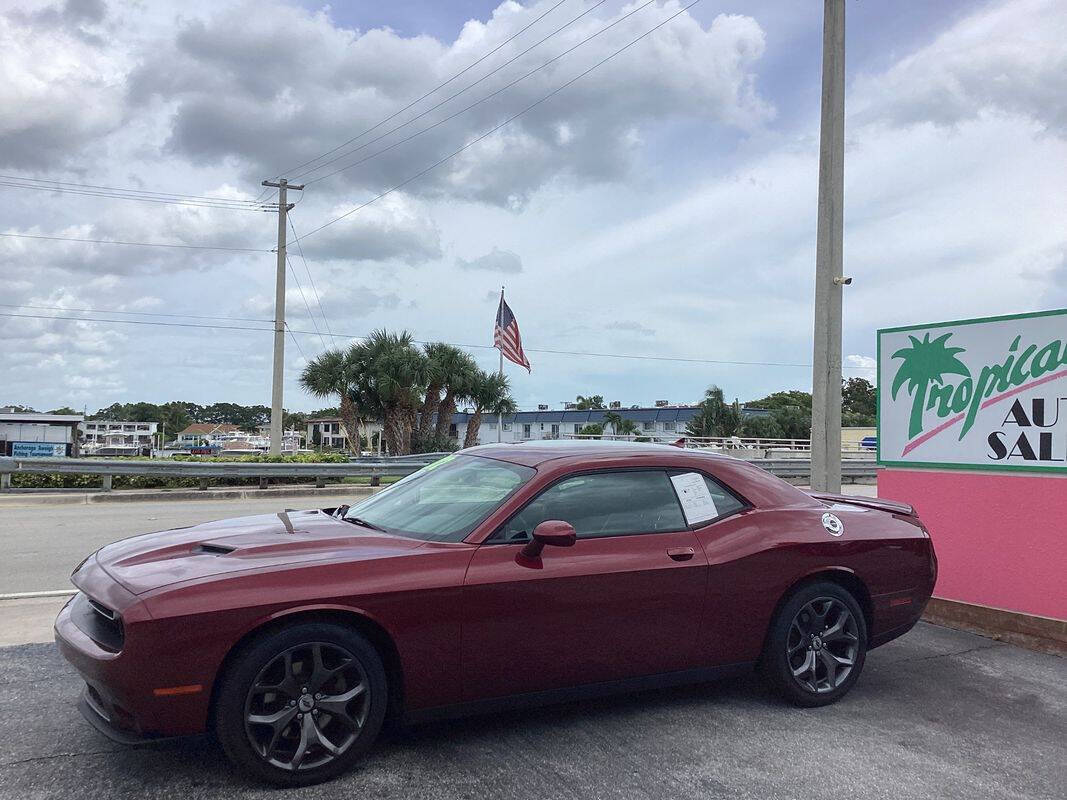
[307,417,383,452]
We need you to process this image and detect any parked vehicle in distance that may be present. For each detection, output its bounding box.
[860,436,878,449]
[55,441,936,786]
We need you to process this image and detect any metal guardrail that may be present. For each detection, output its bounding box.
[0,455,436,492]
[0,450,875,492]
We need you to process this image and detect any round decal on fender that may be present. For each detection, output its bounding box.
[821,512,844,536]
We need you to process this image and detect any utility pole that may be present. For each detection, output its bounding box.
[810,0,846,493]
[262,178,304,455]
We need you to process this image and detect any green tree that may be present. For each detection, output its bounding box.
[771,406,812,440]
[579,423,603,437]
[746,389,812,413]
[891,333,970,438]
[432,350,478,442]
[462,371,517,448]
[48,406,77,415]
[686,385,742,438]
[357,330,427,455]
[741,415,784,439]
[602,411,638,437]
[842,377,876,423]
[419,343,475,445]
[575,395,605,410]
[299,348,365,455]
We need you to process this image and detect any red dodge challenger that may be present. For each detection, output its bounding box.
[55,442,936,786]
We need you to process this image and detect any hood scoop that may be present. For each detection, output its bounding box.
[195,542,237,556]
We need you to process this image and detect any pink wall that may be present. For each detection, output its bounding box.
[878,468,1067,621]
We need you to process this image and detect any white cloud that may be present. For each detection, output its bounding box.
[851,0,1067,136]
[456,246,522,273]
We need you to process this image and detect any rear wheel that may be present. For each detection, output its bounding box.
[763,581,867,707]
[215,622,387,786]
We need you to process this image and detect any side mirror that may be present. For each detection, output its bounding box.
[520,520,577,559]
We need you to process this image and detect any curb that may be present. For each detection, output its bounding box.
[0,484,379,508]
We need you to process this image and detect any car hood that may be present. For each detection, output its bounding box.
[92,510,425,595]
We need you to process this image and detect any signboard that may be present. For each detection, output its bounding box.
[11,441,66,458]
[878,308,1067,473]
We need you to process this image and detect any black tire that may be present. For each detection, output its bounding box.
[762,581,868,707]
[215,622,388,787]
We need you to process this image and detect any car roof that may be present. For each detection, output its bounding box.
[463,440,819,511]
[465,439,726,467]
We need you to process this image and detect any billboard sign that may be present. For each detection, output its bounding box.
[11,441,66,458]
[878,308,1067,473]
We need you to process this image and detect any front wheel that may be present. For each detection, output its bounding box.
[215,622,388,786]
[762,581,867,707]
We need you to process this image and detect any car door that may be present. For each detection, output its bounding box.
[461,469,709,701]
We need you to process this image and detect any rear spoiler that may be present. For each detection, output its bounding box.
[807,492,915,517]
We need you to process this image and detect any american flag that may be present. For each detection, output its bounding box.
[494,294,531,372]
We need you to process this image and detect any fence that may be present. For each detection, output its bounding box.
[561,433,876,455]
[0,450,875,493]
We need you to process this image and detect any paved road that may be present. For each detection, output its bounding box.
[0,493,343,595]
[0,623,1063,800]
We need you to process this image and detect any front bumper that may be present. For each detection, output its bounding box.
[77,688,176,746]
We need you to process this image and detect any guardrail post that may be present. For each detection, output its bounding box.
[259,476,268,490]
[370,475,380,487]
[316,476,325,488]
[199,478,209,491]
[0,472,10,491]
[101,474,113,492]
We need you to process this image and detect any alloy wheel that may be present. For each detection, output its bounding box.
[786,597,859,694]
[243,641,369,771]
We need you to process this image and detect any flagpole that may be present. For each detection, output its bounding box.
[498,285,504,443]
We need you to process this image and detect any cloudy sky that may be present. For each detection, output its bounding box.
[1,0,1064,413]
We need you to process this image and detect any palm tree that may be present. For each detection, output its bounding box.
[417,343,471,444]
[299,347,364,454]
[433,351,478,440]
[356,330,426,455]
[462,371,517,448]
[686,385,742,438]
[891,333,970,439]
[575,394,605,410]
[601,411,639,437]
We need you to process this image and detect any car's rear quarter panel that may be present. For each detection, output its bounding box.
[693,502,933,664]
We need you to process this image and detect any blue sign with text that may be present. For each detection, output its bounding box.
[11,441,66,458]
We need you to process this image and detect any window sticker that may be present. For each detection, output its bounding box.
[669,472,719,525]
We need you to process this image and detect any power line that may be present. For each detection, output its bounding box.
[0,174,273,207]
[302,0,655,187]
[292,0,612,184]
[271,0,573,183]
[0,231,271,253]
[296,0,702,243]
[0,302,272,323]
[0,310,874,372]
[285,253,328,351]
[285,322,307,360]
[288,214,333,339]
[0,311,270,332]
[0,180,274,211]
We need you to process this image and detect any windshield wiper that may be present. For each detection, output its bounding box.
[343,516,387,533]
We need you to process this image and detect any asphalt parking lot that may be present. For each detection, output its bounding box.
[1,622,1063,800]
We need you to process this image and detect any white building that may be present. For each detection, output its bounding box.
[307,417,383,452]
[0,409,84,457]
[82,420,158,455]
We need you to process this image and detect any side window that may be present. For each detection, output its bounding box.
[496,471,686,541]
[667,470,746,525]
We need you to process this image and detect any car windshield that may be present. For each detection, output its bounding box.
[343,454,534,542]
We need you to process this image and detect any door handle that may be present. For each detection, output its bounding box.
[667,546,695,562]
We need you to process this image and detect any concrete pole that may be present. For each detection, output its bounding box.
[262,178,304,455]
[811,0,845,493]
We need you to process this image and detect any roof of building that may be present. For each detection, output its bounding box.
[0,412,84,423]
[178,423,241,435]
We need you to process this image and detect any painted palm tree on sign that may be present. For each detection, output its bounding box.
[891,333,970,439]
